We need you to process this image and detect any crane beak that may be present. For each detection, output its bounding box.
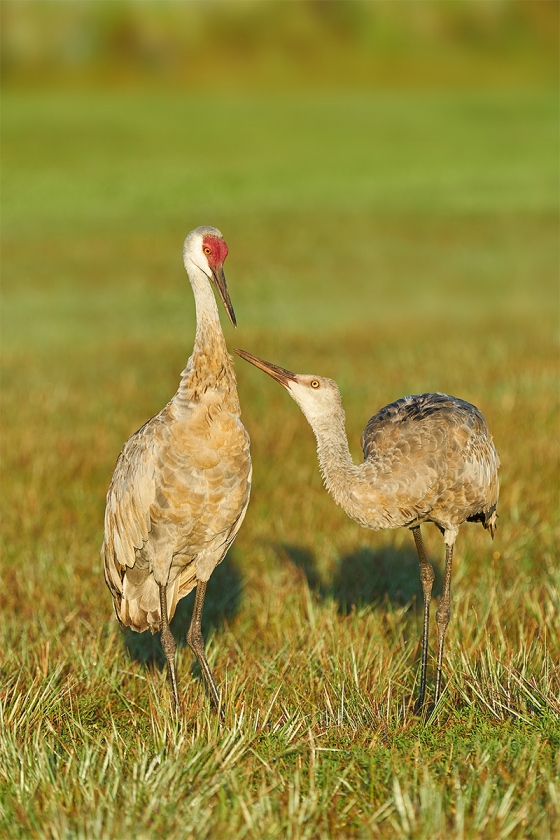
[211,265,237,327]
[234,349,297,388]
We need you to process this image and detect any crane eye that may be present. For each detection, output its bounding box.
[203,246,212,256]
[310,380,320,389]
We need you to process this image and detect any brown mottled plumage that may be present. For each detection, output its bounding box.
[102,227,251,711]
[234,350,500,710]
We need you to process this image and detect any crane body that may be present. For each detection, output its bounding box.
[234,349,499,710]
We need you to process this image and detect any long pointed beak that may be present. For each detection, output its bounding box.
[234,349,297,388]
[211,264,236,327]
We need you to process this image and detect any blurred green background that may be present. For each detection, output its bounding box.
[3,0,558,334]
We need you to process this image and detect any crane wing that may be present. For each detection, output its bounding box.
[102,419,157,601]
[361,393,484,463]
[359,392,499,530]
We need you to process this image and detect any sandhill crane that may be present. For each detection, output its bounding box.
[235,349,499,710]
[102,227,251,712]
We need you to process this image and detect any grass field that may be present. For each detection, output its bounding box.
[1,87,559,838]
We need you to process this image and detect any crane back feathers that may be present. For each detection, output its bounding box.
[353,392,500,539]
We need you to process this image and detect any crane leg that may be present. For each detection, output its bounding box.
[434,542,454,704]
[412,525,435,712]
[187,580,221,710]
[158,583,180,712]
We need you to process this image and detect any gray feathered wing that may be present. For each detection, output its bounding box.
[359,393,500,533]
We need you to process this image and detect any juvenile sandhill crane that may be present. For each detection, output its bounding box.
[235,349,499,710]
[102,227,251,712]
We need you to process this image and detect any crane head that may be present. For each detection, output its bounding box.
[183,226,236,327]
[234,349,343,425]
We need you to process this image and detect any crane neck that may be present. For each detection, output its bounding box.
[172,259,236,413]
[309,406,364,502]
[190,262,229,360]
[308,404,393,531]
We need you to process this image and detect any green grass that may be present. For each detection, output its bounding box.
[1,88,559,838]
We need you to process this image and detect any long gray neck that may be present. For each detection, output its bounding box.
[308,405,393,531]
[309,407,366,511]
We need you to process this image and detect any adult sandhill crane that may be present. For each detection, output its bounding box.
[235,349,499,710]
[102,227,251,712]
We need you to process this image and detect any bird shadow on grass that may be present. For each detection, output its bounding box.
[277,540,444,615]
[123,548,243,673]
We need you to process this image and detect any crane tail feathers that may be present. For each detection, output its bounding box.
[107,560,199,634]
[467,503,498,539]
[486,504,498,539]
